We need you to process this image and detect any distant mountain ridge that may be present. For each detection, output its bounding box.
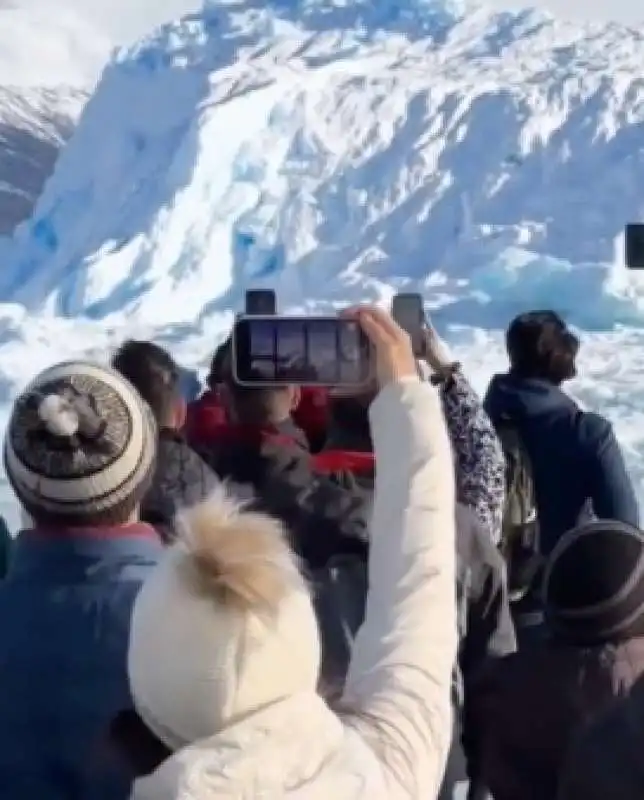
[0,86,87,235]
[0,1,109,234]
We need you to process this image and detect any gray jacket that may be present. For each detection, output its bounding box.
[141,429,220,542]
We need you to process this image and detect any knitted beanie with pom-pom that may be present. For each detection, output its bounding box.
[127,489,321,750]
[4,360,157,522]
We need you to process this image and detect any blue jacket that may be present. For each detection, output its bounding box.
[484,374,639,554]
[0,524,163,800]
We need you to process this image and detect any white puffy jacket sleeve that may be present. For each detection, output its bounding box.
[341,377,457,799]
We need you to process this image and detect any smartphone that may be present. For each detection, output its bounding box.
[245,289,276,315]
[391,293,424,354]
[625,224,644,269]
[232,315,372,387]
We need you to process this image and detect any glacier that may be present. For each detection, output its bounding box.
[8,0,644,325]
[1,0,644,533]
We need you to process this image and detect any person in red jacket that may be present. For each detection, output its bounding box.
[185,339,230,447]
[187,336,330,453]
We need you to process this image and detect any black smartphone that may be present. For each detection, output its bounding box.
[625,224,644,269]
[232,315,372,387]
[391,292,424,353]
[245,289,276,315]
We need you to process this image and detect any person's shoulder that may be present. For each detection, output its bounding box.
[259,433,310,473]
[157,432,206,474]
[157,429,189,458]
[181,436,217,471]
[575,409,614,449]
[482,372,509,409]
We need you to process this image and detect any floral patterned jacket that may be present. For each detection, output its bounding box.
[440,371,506,544]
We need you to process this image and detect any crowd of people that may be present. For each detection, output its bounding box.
[0,303,640,799]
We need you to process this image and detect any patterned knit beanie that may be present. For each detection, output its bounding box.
[4,360,157,523]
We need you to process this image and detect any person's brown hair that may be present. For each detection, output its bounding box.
[507,310,579,385]
[206,338,232,391]
[112,340,181,427]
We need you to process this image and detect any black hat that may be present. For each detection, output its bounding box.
[544,520,644,646]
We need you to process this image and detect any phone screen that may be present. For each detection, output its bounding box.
[232,316,371,386]
[625,224,644,269]
[245,290,277,315]
[307,319,340,384]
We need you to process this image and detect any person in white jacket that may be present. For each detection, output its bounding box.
[124,305,458,800]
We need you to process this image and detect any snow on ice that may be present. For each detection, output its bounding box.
[1,0,644,527]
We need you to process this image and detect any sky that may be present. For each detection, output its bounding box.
[79,0,644,40]
[1,0,642,87]
[63,0,204,44]
[512,0,643,23]
[6,0,644,49]
[84,0,644,40]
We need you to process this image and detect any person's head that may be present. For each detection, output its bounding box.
[506,310,579,385]
[112,340,184,430]
[544,520,644,646]
[4,361,157,528]
[223,373,300,427]
[206,338,232,392]
[127,489,320,750]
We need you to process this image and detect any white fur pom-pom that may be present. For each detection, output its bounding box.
[37,394,79,437]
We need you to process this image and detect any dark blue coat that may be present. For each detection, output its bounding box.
[0,524,163,799]
[484,374,639,555]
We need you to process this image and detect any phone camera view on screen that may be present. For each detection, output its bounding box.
[337,320,367,384]
[247,318,276,380]
[232,316,371,386]
[307,319,340,384]
[275,319,309,381]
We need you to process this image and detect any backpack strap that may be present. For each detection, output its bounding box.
[495,414,542,601]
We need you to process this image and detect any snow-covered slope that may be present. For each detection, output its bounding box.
[0,2,108,234]
[5,0,644,328]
